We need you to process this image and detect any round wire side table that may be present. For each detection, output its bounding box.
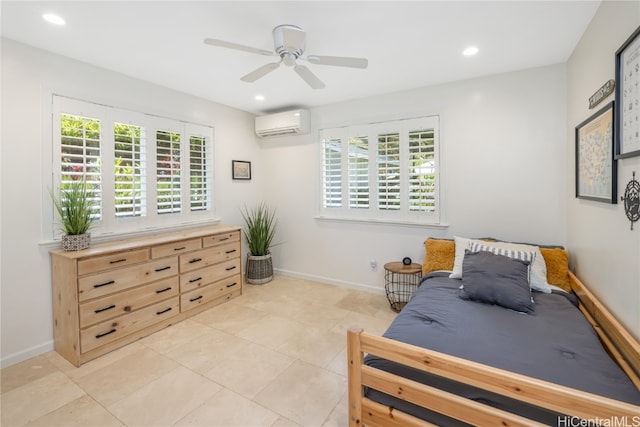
[384,262,422,312]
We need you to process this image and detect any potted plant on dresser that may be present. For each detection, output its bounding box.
[241,202,277,284]
[51,179,96,251]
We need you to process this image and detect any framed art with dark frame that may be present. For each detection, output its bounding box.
[575,101,617,204]
[232,160,251,180]
[615,25,640,159]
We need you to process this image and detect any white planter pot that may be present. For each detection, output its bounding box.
[62,233,91,251]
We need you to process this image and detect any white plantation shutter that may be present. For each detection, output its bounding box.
[51,96,214,237]
[114,123,145,218]
[318,115,440,225]
[59,113,103,220]
[322,138,343,208]
[377,132,401,211]
[189,133,209,212]
[156,130,182,214]
[408,129,436,212]
[348,136,369,209]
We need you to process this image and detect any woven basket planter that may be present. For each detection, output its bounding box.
[61,233,91,251]
[246,253,273,284]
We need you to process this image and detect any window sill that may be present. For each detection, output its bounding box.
[314,215,449,229]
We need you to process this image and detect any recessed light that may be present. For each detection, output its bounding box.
[255,95,265,101]
[463,46,479,57]
[42,13,66,26]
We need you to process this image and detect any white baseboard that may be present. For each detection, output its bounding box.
[1,340,54,369]
[273,268,385,296]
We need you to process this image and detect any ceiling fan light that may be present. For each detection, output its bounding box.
[282,53,297,67]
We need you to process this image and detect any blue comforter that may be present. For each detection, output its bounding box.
[365,272,640,426]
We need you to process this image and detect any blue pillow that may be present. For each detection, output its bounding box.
[460,250,534,314]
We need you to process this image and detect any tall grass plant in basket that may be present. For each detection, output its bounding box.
[241,202,277,284]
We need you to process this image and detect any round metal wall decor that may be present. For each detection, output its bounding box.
[621,171,639,230]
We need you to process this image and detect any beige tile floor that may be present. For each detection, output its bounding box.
[1,275,397,427]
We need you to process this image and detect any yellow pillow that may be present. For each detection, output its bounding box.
[423,238,455,275]
[540,248,571,292]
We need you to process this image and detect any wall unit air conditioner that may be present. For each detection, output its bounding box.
[255,109,310,138]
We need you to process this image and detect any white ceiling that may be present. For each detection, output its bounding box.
[1,1,600,115]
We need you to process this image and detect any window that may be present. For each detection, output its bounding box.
[51,96,214,238]
[319,116,440,225]
[60,113,103,220]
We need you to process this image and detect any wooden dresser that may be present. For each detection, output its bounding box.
[50,225,242,366]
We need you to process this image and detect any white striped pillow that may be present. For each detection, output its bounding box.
[468,242,536,282]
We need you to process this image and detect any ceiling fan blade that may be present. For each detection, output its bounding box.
[294,64,325,89]
[306,55,368,69]
[204,38,273,56]
[240,62,281,82]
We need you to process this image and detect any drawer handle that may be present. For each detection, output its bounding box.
[226,282,238,288]
[225,249,237,254]
[156,287,172,294]
[93,280,115,288]
[189,277,203,283]
[95,329,116,339]
[156,307,173,315]
[155,266,171,272]
[189,258,203,264]
[190,295,203,302]
[174,246,186,251]
[109,258,127,264]
[219,237,230,241]
[124,306,132,312]
[94,304,116,314]
[225,266,236,271]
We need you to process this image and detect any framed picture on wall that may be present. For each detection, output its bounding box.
[232,160,251,180]
[615,25,640,159]
[575,101,617,204]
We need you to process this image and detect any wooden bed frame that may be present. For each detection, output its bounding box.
[347,271,640,427]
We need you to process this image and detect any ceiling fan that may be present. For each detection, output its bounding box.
[204,24,368,89]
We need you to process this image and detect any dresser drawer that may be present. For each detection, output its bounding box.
[202,231,240,248]
[79,276,179,328]
[151,238,201,259]
[81,296,179,353]
[180,258,240,293]
[78,257,178,302]
[78,248,149,276]
[180,279,242,313]
[179,241,241,273]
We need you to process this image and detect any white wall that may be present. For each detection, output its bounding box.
[0,38,572,367]
[566,1,640,340]
[263,65,567,293]
[0,39,263,367]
